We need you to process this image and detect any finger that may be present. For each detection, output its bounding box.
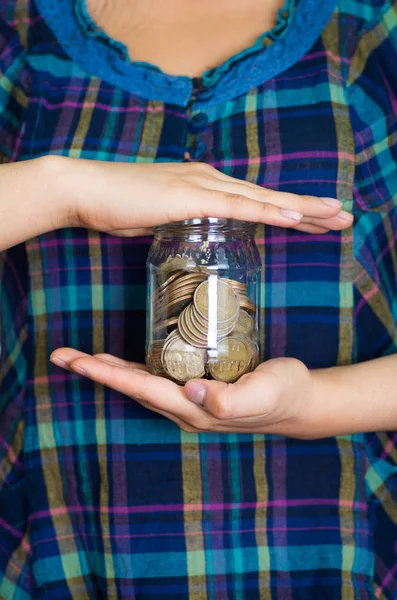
[50,348,148,373]
[93,353,148,371]
[204,179,344,221]
[191,188,304,227]
[184,367,279,420]
[292,224,330,234]
[107,227,153,237]
[67,355,211,425]
[52,349,200,431]
[50,349,148,372]
[300,212,353,231]
[50,348,93,371]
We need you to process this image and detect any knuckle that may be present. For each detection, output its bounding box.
[169,175,186,190]
[292,195,305,212]
[224,192,246,215]
[191,161,212,175]
[211,393,234,420]
[259,201,270,214]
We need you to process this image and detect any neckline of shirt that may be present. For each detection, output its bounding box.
[35,0,338,107]
[74,0,297,89]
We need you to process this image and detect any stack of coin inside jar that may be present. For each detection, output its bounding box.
[147,267,259,383]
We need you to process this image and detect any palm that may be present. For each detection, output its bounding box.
[50,348,309,436]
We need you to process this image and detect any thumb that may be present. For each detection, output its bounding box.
[184,368,282,420]
[184,379,231,417]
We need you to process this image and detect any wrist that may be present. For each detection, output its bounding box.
[303,367,343,438]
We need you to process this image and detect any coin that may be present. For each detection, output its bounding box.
[147,340,167,375]
[194,279,240,323]
[153,317,179,335]
[158,255,197,281]
[178,307,208,348]
[154,270,185,296]
[233,310,254,336]
[154,273,206,311]
[165,283,202,301]
[239,298,256,314]
[160,329,180,354]
[208,335,252,382]
[231,334,259,373]
[162,293,196,317]
[161,331,206,382]
[222,278,247,291]
[189,303,236,339]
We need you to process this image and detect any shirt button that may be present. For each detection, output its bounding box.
[187,113,209,134]
[193,87,214,102]
[186,141,207,161]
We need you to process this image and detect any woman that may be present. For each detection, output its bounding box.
[1,0,396,597]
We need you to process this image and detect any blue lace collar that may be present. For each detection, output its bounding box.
[35,0,338,106]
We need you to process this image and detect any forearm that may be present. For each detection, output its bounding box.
[0,156,72,251]
[307,355,397,437]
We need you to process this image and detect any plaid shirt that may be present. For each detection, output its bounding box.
[1,0,397,598]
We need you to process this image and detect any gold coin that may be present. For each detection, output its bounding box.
[154,270,186,297]
[208,335,252,383]
[165,284,199,301]
[222,278,247,292]
[161,332,206,382]
[233,310,254,336]
[147,341,166,355]
[189,304,236,339]
[184,305,209,348]
[239,298,256,314]
[249,348,260,370]
[185,305,206,340]
[231,334,259,373]
[154,283,194,307]
[161,328,180,350]
[158,256,196,281]
[162,293,195,317]
[153,317,179,334]
[155,274,206,309]
[180,306,211,348]
[194,279,239,323]
[147,340,167,375]
[188,305,209,337]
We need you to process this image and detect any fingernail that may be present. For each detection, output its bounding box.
[281,209,303,221]
[72,365,89,377]
[320,197,341,207]
[185,382,206,406]
[337,210,353,221]
[50,357,69,370]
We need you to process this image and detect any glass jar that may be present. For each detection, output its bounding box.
[146,218,262,383]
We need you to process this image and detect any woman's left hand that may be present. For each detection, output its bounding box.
[50,349,315,439]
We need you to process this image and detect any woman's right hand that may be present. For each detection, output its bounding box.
[58,157,353,236]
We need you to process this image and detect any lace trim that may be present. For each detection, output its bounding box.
[74,0,297,88]
[34,0,338,106]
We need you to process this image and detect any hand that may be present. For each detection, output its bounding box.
[49,156,353,235]
[50,348,315,439]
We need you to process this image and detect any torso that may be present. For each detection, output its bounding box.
[86,0,286,76]
[2,0,397,598]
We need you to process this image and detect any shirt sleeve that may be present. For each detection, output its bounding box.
[0,7,29,163]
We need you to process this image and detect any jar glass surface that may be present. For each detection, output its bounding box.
[146,218,262,383]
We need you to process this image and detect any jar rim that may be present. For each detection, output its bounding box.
[154,218,257,236]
